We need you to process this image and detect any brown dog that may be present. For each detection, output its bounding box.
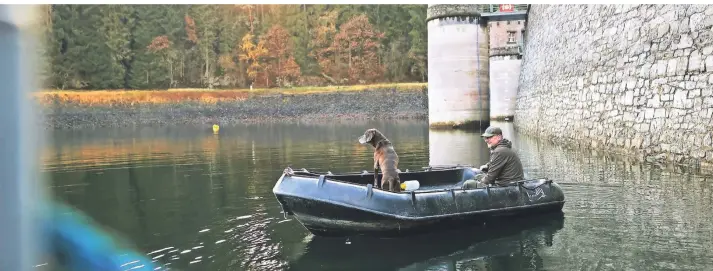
[358,128,401,192]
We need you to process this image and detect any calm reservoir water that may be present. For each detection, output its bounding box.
[43,120,713,270]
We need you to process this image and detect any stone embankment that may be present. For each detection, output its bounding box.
[515,4,713,169]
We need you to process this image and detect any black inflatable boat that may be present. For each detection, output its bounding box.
[272,165,565,237]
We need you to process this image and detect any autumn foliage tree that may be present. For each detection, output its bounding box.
[147,35,178,87]
[184,15,198,44]
[262,25,301,87]
[324,14,385,84]
[238,33,268,87]
[41,5,428,90]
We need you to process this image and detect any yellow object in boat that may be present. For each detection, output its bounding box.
[213,124,220,133]
[401,180,420,191]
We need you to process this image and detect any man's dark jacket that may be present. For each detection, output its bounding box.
[481,138,524,186]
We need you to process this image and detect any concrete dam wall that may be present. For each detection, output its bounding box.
[515,4,713,168]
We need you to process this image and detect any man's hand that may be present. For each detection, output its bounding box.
[479,165,488,172]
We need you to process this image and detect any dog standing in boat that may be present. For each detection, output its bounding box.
[358,128,401,192]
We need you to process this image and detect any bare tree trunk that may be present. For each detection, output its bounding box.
[303,4,308,36]
[249,7,254,33]
[334,49,339,82]
[169,60,173,87]
[204,49,211,89]
[278,58,281,87]
[45,5,52,26]
[376,5,379,26]
[321,72,337,85]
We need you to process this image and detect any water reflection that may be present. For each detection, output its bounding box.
[43,120,713,271]
[514,133,713,270]
[288,212,564,271]
[428,128,488,167]
[489,121,516,142]
[427,121,517,168]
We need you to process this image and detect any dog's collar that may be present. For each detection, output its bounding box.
[374,139,391,148]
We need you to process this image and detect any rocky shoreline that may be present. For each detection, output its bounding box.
[40,87,429,130]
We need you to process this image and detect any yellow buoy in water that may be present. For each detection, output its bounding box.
[213,124,220,134]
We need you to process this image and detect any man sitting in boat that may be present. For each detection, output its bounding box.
[462,126,524,188]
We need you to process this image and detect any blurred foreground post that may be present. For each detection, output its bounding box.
[0,4,45,271]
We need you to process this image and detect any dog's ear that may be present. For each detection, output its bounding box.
[365,130,374,142]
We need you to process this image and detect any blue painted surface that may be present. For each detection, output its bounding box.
[47,203,160,271]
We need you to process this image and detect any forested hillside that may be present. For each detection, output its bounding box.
[35,5,428,90]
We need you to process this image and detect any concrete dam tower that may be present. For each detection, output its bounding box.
[426,4,489,129]
[487,9,526,121]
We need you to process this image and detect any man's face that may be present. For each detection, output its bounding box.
[483,134,501,148]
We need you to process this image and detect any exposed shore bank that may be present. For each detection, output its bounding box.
[37,84,429,130]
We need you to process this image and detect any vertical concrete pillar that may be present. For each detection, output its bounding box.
[0,5,44,271]
[427,4,489,130]
[489,48,521,121]
[487,15,526,122]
